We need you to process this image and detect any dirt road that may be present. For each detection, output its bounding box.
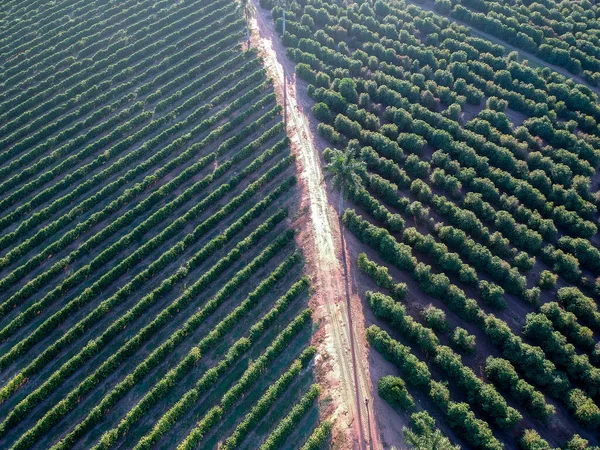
[247,3,378,449]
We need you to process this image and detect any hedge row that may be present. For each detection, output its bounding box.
[0,0,206,91]
[0,99,281,291]
[0,129,289,365]
[0,203,292,433]
[485,357,556,422]
[0,9,241,164]
[0,18,244,184]
[258,384,321,450]
[368,291,521,429]
[367,324,502,450]
[346,210,599,427]
[0,54,265,225]
[135,309,314,450]
[0,86,276,314]
[357,252,408,300]
[85,264,309,450]
[557,287,600,331]
[0,0,227,129]
[8,223,296,450]
[184,346,316,450]
[523,313,600,398]
[299,421,333,450]
[344,209,483,323]
[539,302,597,355]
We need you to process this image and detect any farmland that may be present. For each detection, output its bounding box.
[4,0,600,448]
[258,0,600,448]
[0,0,329,449]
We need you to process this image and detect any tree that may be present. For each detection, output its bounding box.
[446,402,503,450]
[430,380,451,408]
[434,0,452,15]
[568,389,600,428]
[312,102,332,122]
[514,252,535,272]
[450,327,476,354]
[378,376,415,410]
[479,280,507,309]
[333,114,362,139]
[403,412,460,450]
[338,77,358,103]
[537,270,557,290]
[519,429,553,450]
[422,305,449,333]
[325,148,365,212]
[565,434,591,450]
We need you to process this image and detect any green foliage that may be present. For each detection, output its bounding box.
[312,102,332,122]
[519,429,553,450]
[429,380,451,409]
[338,77,358,103]
[357,253,408,300]
[378,376,415,411]
[450,327,476,354]
[404,411,459,450]
[537,271,557,290]
[213,347,316,450]
[567,389,600,428]
[259,384,321,450]
[434,0,452,15]
[366,325,432,388]
[422,305,449,333]
[300,422,332,450]
[446,402,504,450]
[485,357,555,422]
[324,148,365,195]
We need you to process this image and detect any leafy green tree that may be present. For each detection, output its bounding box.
[450,327,475,354]
[519,429,553,450]
[434,0,452,15]
[429,380,451,408]
[338,78,358,103]
[378,376,415,411]
[537,270,557,290]
[325,148,365,212]
[312,102,332,122]
[403,411,459,450]
[565,434,591,450]
[422,305,449,333]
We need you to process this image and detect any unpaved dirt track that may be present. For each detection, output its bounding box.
[248,3,378,449]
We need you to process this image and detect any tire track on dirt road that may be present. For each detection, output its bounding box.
[248,3,378,448]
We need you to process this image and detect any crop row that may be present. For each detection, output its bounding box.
[6,215,295,450]
[0,10,242,165]
[0,149,293,412]
[132,286,313,450]
[55,253,307,450]
[0,0,226,127]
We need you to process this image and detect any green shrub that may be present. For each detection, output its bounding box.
[519,429,553,450]
[378,376,415,411]
[450,327,475,354]
[312,102,332,122]
[537,271,557,290]
[422,305,449,333]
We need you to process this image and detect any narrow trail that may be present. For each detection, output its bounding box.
[248,3,378,449]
